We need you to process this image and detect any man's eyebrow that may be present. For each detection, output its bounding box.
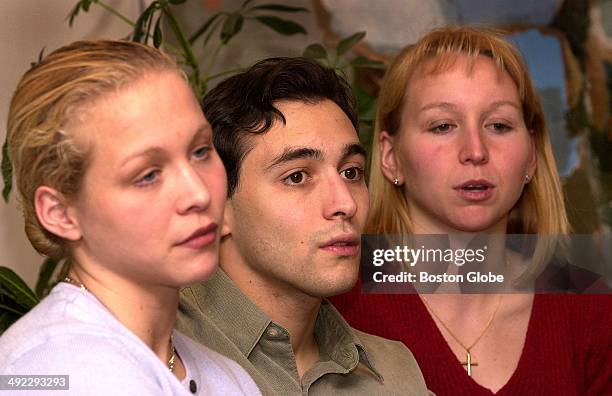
[340,143,367,162]
[266,147,324,170]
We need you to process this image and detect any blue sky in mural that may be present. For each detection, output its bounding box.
[507,29,567,108]
[507,29,577,177]
[449,0,559,25]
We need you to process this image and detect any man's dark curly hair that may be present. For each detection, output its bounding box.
[202,57,358,197]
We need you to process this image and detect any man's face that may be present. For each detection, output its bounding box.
[225,99,368,298]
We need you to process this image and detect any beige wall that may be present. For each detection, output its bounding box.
[0,0,142,286]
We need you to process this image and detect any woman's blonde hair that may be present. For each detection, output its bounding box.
[367,26,570,236]
[7,40,178,260]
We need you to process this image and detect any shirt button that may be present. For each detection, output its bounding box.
[189,380,197,393]
[267,327,280,337]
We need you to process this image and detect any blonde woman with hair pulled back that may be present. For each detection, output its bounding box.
[0,40,259,395]
[331,27,611,395]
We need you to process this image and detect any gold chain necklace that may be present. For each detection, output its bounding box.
[421,294,503,376]
[167,336,176,373]
[63,276,177,372]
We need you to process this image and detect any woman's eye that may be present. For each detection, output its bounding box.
[341,167,364,181]
[135,170,160,187]
[488,122,512,133]
[192,146,210,160]
[429,123,455,134]
[283,171,307,186]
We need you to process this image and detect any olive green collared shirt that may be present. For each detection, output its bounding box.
[178,269,430,395]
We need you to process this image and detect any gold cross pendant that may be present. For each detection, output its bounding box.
[461,351,478,376]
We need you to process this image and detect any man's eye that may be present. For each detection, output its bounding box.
[283,171,307,186]
[341,167,364,181]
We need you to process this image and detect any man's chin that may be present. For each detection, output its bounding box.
[311,273,359,298]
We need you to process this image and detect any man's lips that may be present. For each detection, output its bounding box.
[175,223,218,249]
[453,179,495,201]
[319,235,360,256]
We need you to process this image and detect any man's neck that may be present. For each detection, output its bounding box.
[220,256,322,377]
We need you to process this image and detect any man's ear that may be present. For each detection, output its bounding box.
[34,186,82,241]
[380,131,404,185]
[221,201,235,238]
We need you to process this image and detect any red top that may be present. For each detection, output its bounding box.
[330,282,612,395]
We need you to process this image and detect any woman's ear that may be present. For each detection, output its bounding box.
[527,130,537,179]
[34,186,82,241]
[380,131,404,186]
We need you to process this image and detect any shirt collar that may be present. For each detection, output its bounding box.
[185,268,271,357]
[187,268,382,380]
[316,300,383,381]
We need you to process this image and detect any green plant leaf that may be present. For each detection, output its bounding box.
[249,4,308,13]
[66,0,97,27]
[29,47,46,69]
[153,16,163,48]
[254,16,306,35]
[303,43,327,60]
[221,12,244,44]
[2,137,12,203]
[35,258,60,299]
[144,3,163,45]
[337,31,366,56]
[241,0,256,9]
[202,15,225,46]
[189,12,222,44]
[350,56,386,69]
[0,310,20,335]
[132,2,157,42]
[353,84,377,121]
[0,267,38,309]
[0,302,27,316]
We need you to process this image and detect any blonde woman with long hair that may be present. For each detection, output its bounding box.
[331,27,611,395]
[0,40,259,395]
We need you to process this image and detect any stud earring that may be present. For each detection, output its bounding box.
[525,174,531,183]
[393,178,399,186]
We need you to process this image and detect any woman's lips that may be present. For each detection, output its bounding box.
[454,180,494,201]
[176,223,218,249]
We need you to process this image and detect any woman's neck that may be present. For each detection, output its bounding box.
[68,266,178,366]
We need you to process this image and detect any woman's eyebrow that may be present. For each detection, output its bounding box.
[418,102,458,114]
[486,100,521,111]
[120,147,166,167]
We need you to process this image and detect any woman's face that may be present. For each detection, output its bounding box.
[68,70,227,288]
[381,55,536,234]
